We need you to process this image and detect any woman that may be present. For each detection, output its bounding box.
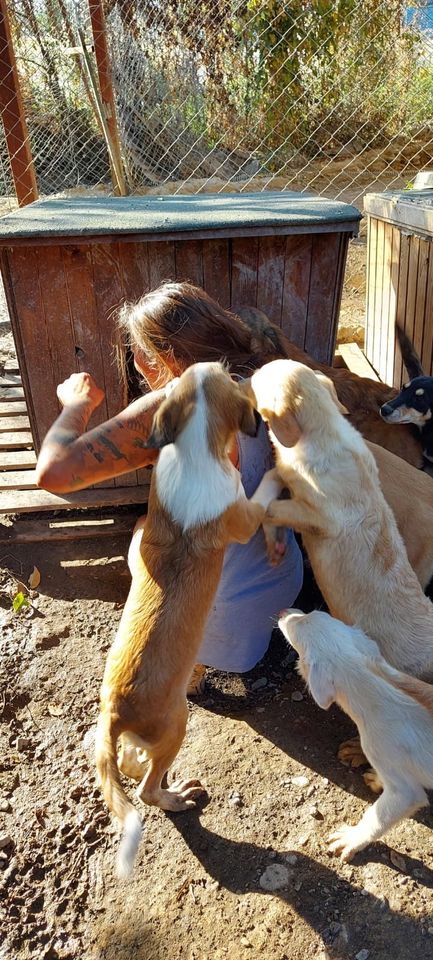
[36,281,303,689]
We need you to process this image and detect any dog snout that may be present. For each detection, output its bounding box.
[380,402,394,420]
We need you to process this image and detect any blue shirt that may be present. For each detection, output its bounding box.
[198,420,303,672]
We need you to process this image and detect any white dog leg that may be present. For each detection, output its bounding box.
[328,781,427,861]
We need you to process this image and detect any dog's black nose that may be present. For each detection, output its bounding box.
[380,403,393,418]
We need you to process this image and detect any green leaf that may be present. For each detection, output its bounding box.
[12,592,30,613]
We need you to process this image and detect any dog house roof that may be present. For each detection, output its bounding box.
[0,191,362,244]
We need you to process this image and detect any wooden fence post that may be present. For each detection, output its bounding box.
[88,0,127,196]
[0,0,38,206]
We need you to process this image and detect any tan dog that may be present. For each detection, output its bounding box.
[367,441,433,591]
[245,359,433,679]
[279,609,433,862]
[95,362,280,877]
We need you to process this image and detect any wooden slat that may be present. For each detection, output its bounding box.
[61,244,113,487]
[304,232,341,364]
[6,246,58,449]
[394,231,410,388]
[4,359,19,373]
[365,216,377,363]
[0,431,33,449]
[91,241,130,488]
[0,449,36,469]
[371,218,385,377]
[1,469,36,489]
[422,244,433,377]
[414,237,429,365]
[0,514,140,543]
[256,235,286,328]
[119,240,150,300]
[0,415,30,431]
[231,237,258,311]
[404,235,419,365]
[338,342,380,381]
[202,238,230,309]
[0,386,24,401]
[0,484,150,514]
[148,240,176,290]
[378,222,393,383]
[281,235,312,347]
[0,400,27,415]
[0,373,21,386]
[175,239,204,287]
[384,226,400,387]
[37,245,78,390]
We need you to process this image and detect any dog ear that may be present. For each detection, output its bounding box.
[238,395,260,437]
[306,659,336,710]
[268,412,301,447]
[146,395,191,448]
[314,372,349,415]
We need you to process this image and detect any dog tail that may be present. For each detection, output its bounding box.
[396,323,424,379]
[95,711,142,878]
[236,306,286,356]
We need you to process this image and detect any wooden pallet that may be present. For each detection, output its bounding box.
[0,365,150,515]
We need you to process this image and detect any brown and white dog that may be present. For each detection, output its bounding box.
[95,361,279,877]
[279,609,433,862]
[243,359,433,679]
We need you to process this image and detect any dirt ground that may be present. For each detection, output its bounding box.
[1,165,433,960]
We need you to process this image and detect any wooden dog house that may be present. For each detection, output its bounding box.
[0,191,361,510]
[364,189,433,387]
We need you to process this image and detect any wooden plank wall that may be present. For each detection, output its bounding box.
[365,216,433,387]
[4,230,348,488]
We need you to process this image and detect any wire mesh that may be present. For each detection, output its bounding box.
[0,0,432,209]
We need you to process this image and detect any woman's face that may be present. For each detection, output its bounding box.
[132,345,183,390]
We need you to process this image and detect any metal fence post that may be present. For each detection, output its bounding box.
[88,0,127,196]
[0,0,38,206]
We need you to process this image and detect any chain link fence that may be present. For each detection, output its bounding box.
[1,0,433,214]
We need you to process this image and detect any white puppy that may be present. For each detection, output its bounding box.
[278,608,433,861]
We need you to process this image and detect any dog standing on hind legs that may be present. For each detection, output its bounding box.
[95,362,280,877]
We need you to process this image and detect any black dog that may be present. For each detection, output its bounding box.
[380,326,433,464]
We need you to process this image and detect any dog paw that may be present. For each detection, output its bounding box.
[328,825,364,862]
[337,736,368,769]
[363,768,383,794]
[263,522,287,566]
[144,778,207,812]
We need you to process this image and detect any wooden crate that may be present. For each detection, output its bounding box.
[364,189,433,387]
[0,191,361,505]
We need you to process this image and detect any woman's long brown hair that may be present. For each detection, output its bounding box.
[118,280,282,380]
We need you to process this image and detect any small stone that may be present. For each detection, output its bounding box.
[259,863,290,891]
[240,937,252,948]
[34,620,70,651]
[291,690,304,701]
[413,868,424,879]
[251,677,267,691]
[16,737,31,752]
[428,927,433,935]
[228,794,243,808]
[390,851,407,873]
[285,854,298,866]
[0,800,11,813]
[0,833,12,850]
[293,878,303,892]
[355,951,369,960]
[291,776,309,788]
[297,833,310,846]
[309,804,324,820]
[306,785,315,798]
